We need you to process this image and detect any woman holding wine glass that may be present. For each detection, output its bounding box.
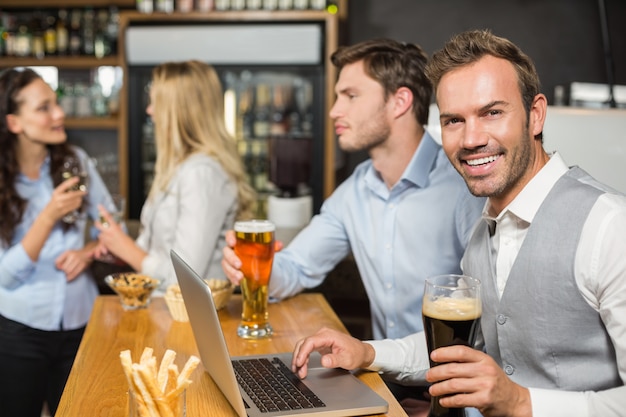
[95,60,256,292]
[0,68,115,417]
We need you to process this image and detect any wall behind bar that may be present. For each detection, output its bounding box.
[338,0,626,174]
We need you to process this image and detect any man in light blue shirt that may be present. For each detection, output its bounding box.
[223,38,484,342]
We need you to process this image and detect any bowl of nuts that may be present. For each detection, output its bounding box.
[104,272,161,310]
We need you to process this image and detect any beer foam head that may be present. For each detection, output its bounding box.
[234,219,275,233]
[422,296,482,321]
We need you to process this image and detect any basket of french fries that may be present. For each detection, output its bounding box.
[105,272,160,310]
[120,347,199,417]
[164,278,233,321]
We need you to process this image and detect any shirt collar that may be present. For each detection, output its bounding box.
[483,151,569,226]
[17,153,51,184]
[365,130,440,192]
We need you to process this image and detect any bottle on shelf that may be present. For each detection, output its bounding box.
[270,84,289,136]
[56,9,69,56]
[236,86,254,140]
[106,6,119,55]
[252,83,271,139]
[94,8,110,58]
[43,14,57,56]
[68,9,82,56]
[74,82,93,118]
[81,7,95,56]
[31,11,45,59]
[14,22,32,58]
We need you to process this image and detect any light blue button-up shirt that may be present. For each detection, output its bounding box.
[0,146,113,331]
[269,132,485,339]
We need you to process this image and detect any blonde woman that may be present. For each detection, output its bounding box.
[96,60,255,291]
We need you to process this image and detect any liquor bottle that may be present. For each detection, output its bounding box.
[14,23,32,57]
[253,83,271,139]
[94,8,110,58]
[106,6,119,55]
[31,11,45,59]
[295,80,314,134]
[58,81,75,117]
[43,14,57,56]
[82,7,95,56]
[237,87,254,140]
[56,9,69,55]
[68,9,82,56]
[270,84,288,136]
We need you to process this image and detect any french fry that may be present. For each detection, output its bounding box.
[132,365,160,417]
[157,350,177,392]
[165,364,179,396]
[177,355,200,387]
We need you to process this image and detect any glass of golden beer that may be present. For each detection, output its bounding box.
[422,274,481,417]
[234,219,276,339]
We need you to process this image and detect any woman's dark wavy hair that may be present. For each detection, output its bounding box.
[330,38,432,126]
[0,68,78,247]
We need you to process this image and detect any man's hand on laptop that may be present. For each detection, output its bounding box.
[222,230,284,286]
[292,327,376,379]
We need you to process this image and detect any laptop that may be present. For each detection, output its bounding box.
[170,250,388,417]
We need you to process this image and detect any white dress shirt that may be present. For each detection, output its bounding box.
[367,153,626,416]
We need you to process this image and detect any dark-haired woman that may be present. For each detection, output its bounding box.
[0,68,114,416]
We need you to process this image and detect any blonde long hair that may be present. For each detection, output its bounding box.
[148,60,255,220]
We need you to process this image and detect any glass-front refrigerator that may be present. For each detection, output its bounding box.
[125,21,327,221]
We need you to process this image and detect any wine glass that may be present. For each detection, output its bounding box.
[97,193,128,265]
[60,155,88,224]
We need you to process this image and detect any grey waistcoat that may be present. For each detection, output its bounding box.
[463,167,621,390]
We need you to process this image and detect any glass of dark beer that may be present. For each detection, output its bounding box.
[422,274,482,417]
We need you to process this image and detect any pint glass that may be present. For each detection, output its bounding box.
[422,274,482,417]
[234,219,276,339]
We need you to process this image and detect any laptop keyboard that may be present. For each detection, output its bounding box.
[233,357,326,413]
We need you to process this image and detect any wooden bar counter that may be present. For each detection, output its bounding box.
[56,294,407,416]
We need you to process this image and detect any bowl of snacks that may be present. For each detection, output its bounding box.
[104,272,160,310]
[164,278,233,321]
[204,278,234,310]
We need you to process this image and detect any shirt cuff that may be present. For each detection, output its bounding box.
[529,387,588,417]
